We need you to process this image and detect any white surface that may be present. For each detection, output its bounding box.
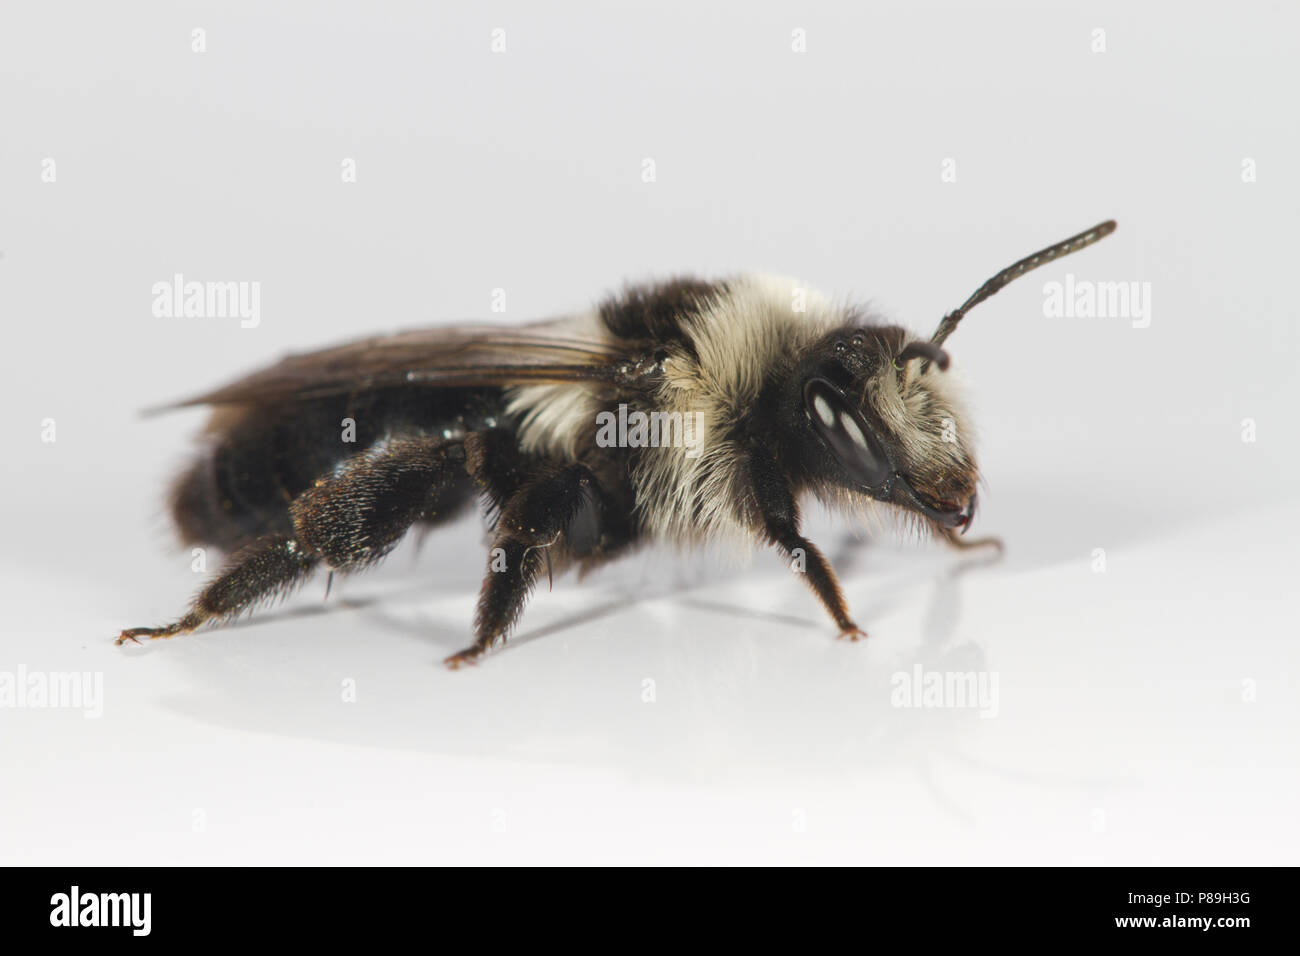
[2,1,1297,864]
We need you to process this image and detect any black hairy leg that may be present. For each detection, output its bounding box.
[746,447,864,640]
[288,438,472,567]
[116,535,317,643]
[445,455,605,669]
[116,437,472,644]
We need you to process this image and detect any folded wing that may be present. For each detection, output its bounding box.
[154,321,634,410]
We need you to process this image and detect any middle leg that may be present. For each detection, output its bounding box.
[445,460,608,668]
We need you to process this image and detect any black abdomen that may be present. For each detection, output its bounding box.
[171,387,505,551]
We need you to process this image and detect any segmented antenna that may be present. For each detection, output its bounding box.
[930,220,1117,347]
[896,341,950,371]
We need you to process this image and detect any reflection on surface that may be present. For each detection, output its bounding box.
[148,528,1105,826]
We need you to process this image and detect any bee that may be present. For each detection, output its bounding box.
[118,221,1116,667]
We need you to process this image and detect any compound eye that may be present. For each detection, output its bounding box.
[803,378,892,489]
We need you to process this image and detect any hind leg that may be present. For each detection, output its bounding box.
[117,534,317,642]
[117,438,472,644]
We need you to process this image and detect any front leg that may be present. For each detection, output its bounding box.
[746,450,864,640]
[938,526,1004,553]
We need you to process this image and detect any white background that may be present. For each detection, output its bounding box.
[2,1,1296,864]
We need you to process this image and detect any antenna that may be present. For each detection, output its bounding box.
[930,220,1118,347]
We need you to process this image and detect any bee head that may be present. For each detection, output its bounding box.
[788,220,1118,534]
[792,326,978,532]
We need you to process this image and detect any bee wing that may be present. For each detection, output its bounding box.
[152,321,633,412]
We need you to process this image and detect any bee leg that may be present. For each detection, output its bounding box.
[938,526,1004,553]
[747,451,865,641]
[116,535,317,644]
[288,438,472,571]
[772,530,864,641]
[444,463,599,668]
[117,438,471,646]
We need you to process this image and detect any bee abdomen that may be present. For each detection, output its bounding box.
[170,449,293,552]
[169,387,505,553]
